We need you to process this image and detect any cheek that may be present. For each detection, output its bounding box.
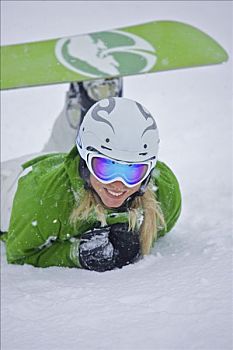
[96,185,106,196]
[90,176,108,199]
[129,184,141,195]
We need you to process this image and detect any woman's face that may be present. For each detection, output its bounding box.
[90,174,141,208]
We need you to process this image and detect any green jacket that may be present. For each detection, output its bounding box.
[5,147,181,268]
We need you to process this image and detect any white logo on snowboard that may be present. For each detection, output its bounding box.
[55,30,157,78]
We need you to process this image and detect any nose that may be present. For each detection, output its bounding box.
[108,180,126,190]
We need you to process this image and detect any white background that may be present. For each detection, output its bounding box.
[1,1,232,350]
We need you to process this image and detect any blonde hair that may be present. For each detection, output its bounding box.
[70,183,165,255]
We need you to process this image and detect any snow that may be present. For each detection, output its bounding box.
[1,1,232,350]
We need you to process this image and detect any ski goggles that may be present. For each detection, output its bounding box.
[86,154,152,188]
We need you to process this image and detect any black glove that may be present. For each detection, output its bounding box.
[79,224,140,272]
[79,227,114,272]
[109,223,140,268]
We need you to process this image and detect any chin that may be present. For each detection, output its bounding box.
[102,197,126,209]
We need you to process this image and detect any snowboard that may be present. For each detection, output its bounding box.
[0,20,228,90]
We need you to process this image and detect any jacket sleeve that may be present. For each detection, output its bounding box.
[154,161,182,237]
[6,158,82,268]
[6,218,80,268]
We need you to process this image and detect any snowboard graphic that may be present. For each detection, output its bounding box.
[0,20,228,90]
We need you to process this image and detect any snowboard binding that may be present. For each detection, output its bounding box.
[65,77,123,129]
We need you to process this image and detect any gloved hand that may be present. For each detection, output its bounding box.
[78,223,140,272]
[109,223,140,268]
[79,227,115,272]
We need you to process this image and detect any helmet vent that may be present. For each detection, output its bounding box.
[101,145,112,151]
[87,146,98,152]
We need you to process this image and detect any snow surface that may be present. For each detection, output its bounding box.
[1,1,233,350]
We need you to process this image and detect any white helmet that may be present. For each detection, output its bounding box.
[76,97,159,183]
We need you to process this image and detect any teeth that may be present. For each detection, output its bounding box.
[106,189,124,197]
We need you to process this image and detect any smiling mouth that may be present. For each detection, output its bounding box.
[104,188,127,198]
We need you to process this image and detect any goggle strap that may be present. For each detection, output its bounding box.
[140,171,153,194]
[79,157,91,188]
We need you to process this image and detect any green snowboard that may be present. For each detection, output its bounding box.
[0,20,228,90]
